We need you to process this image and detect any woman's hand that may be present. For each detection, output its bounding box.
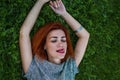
[49,0,67,15]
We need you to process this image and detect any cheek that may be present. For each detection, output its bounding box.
[46,44,57,55]
[65,42,67,47]
[46,43,56,50]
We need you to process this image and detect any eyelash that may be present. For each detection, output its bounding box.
[51,40,66,43]
[61,40,66,42]
[51,40,57,43]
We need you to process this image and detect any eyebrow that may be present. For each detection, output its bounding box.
[49,36,66,39]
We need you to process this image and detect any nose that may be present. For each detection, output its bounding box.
[58,42,63,47]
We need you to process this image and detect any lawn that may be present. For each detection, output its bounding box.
[0,0,120,80]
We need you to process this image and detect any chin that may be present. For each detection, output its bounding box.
[58,55,66,59]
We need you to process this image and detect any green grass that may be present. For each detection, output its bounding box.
[0,0,120,80]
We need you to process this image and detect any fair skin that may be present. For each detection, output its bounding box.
[20,0,90,73]
[45,29,67,64]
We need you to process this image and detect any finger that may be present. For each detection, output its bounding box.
[58,0,61,3]
[50,1,54,6]
[56,0,60,7]
[59,0,63,6]
[49,5,56,12]
[60,0,65,8]
[53,1,58,8]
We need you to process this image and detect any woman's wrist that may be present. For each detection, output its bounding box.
[38,0,49,5]
[61,11,68,18]
[38,0,45,4]
[61,11,67,16]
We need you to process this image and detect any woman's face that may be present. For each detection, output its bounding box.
[44,29,67,63]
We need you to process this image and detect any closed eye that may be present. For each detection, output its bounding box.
[51,40,57,43]
[61,39,66,42]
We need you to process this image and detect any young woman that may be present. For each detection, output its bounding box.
[19,0,90,80]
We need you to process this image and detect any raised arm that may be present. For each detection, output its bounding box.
[19,0,49,73]
[50,0,90,67]
[62,12,90,67]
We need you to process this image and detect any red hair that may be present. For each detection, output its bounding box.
[32,22,74,62]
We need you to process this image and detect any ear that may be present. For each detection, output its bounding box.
[44,44,46,50]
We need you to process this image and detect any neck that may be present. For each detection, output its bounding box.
[48,58,61,64]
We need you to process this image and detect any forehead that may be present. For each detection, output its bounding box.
[47,29,66,38]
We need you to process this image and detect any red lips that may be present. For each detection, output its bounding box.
[56,48,65,54]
